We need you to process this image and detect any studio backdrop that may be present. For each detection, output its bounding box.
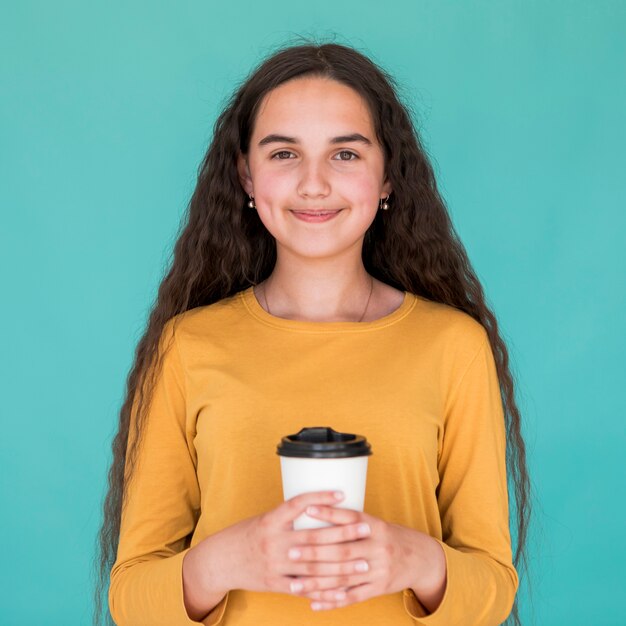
[1,1,624,624]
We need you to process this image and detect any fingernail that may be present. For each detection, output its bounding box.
[357,523,370,536]
[334,591,346,600]
[355,560,369,572]
[288,548,301,560]
[334,491,344,500]
[306,506,319,515]
[311,602,323,611]
[290,581,303,593]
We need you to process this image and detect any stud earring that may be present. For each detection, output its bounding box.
[248,194,256,209]
[379,195,390,210]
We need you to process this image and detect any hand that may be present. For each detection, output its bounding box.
[286,505,447,612]
[184,490,351,619]
[218,490,368,597]
[230,491,356,593]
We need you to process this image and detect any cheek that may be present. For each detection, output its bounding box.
[252,167,292,208]
[336,173,381,208]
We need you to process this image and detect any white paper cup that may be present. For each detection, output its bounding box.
[277,427,372,530]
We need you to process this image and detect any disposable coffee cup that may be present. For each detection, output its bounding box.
[276,426,372,530]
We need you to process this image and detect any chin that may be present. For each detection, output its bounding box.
[275,237,366,260]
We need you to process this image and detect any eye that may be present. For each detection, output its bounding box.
[334,150,358,161]
[271,150,295,160]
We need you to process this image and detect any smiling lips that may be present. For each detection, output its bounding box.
[290,209,343,222]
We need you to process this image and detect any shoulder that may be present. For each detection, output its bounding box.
[404,296,497,401]
[163,290,251,346]
[409,293,489,357]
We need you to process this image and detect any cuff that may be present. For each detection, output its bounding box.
[402,539,517,625]
[110,548,230,625]
[175,549,230,625]
[403,588,429,618]
[402,538,452,624]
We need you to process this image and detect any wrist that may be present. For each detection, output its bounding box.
[204,515,257,593]
[410,534,447,614]
[184,532,231,599]
[182,541,227,621]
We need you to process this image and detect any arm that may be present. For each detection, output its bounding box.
[108,319,229,626]
[404,330,519,625]
[407,532,447,613]
[182,530,231,621]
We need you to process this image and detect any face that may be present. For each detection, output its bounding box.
[237,76,392,262]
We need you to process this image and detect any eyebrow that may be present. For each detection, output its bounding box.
[258,133,373,147]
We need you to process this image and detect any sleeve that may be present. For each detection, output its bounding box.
[108,319,229,626]
[403,330,519,626]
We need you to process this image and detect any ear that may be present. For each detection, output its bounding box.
[237,152,254,195]
[381,177,393,198]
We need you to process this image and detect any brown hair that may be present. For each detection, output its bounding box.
[94,36,531,625]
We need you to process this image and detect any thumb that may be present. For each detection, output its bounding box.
[277,491,345,528]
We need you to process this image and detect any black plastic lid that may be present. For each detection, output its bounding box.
[276,427,372,459]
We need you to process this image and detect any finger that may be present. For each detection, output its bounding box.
[311,601,334,611]
[306,586,350,601]
[287,557,370,577]
[287,539,374,565]
[275,491,345,528]
[280,574,350,597]
[289,522,371,554]
[304,505,364,527]
[310,583,375,610]
[291,573,371,596]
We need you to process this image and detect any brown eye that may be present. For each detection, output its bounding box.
[335,150,358,161]
[272,150,294,159]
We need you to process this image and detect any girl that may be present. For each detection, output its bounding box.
[95,40,530,626]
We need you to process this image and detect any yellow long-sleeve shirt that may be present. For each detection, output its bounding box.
[109,286,518,625]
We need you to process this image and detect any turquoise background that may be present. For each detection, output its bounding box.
[1,1,624,624]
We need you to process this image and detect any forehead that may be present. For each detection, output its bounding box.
[252,76,374,138]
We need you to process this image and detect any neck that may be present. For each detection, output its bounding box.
[257,254,375,323]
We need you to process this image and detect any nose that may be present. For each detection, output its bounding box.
[297,160,331,198]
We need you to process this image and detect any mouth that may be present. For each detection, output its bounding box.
[290,209,343,216]
[290,209,343,223]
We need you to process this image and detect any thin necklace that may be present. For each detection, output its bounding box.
[261,276,375,322]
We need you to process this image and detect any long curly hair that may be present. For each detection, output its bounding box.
[94,37,531,625]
